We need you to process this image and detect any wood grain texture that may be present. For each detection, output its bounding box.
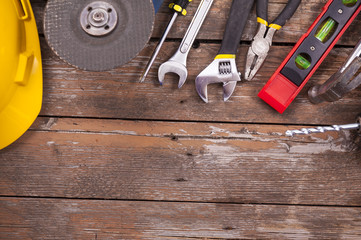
[1,117,360,205]
[1,198,361,239]
[32,0,361,124]
[1,1,360,239]
[32,0,361,45]
[39,39,361,124]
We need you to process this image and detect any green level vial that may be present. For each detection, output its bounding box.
[343,0,358,7]
[315,17,338,43]
[295,54,311,70]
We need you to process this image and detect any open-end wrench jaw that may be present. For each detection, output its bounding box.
[158,60,188,88]
[195,58,241,103]
[157,0,214,88]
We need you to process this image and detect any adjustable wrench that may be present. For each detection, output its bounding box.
[158,0,214,88]
[195,0,254,102]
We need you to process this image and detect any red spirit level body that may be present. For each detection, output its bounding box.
[258,0,361,114]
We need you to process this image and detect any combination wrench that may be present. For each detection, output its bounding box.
[139,0,191,83]
[158,0,214,88]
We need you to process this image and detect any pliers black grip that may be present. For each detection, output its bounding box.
[245,0,301,81]
[257,0,301,29]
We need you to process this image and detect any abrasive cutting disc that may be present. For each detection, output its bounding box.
[44,0,155,71]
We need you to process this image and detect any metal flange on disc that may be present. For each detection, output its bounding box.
[44,0,155,71]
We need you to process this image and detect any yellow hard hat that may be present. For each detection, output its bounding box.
[0,0,42,150]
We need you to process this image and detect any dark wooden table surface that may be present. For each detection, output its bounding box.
[1,0,361,239]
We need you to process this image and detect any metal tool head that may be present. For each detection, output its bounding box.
[308,38,361,104]
[195,57,240,103]
[245,24,276,81]
[44,0,155,71]
[308,56,361,104]
[158,60,188,88]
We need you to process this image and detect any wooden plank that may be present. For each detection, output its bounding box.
[33,0,361,124]
[1,117,360,205]
[1,197,361,239]
[39,38,361,125]
[152,0,361,45]
[32,0,361,45]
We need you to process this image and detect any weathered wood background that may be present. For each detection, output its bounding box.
[1,0,361,239]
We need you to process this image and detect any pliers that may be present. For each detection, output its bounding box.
[245,0,301,81]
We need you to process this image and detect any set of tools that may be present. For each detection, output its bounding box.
[289,34,361,138]
[44,0,359,108]
[158,0,214,88]
[2,0,358,150]
[139,0,192,83]
[259,0,361,113]
[140,0,301,103]
[281,0,361,138]
[140,0,360,138]
[42,0,360,138]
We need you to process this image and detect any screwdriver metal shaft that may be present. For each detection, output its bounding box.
[285,123,360,137]
[139,12,178,83]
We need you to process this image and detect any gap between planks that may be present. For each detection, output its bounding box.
[1,195,361,209]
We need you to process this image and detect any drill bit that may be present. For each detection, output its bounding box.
[285,123,360,137]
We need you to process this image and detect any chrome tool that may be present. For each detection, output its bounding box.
[245,0,301,81]
[195,0,254,103]
[308,38,361,104]
[158,0,214,88]
[285,120,361,137]
[139,0,191,83]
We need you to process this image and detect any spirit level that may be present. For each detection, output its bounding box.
[258,0,361,114]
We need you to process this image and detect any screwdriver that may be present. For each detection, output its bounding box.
[139,0,192,83]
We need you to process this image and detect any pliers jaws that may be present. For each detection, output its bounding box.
[245,0,301,81]
[245,23,277,81]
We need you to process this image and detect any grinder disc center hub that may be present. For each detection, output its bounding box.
[92,10,106,22]
[89,9,108,27]
[80,1,118,36]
